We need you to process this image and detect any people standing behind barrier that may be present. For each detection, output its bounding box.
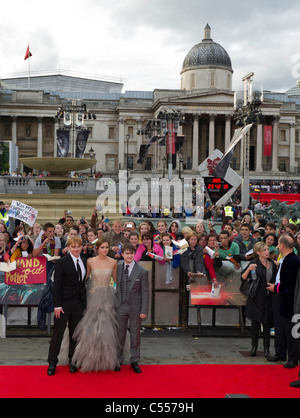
[10,236,34,263]
[0,232,10,263]
[180,231,205,289]
[154,221,168,242]
[233,224,258,267]
[278,217,290,233]
[134,232,165,264]
[27,222,42,242]
[241,242,277,359]
[263,233,279,260]
[267,234,300,369]
[181,226,193,239]
[33,223,61,258]
[137,222,151,243]
[160,233,180,285]
[102,219,129,259]
[241,214,254,232]
[198,233,220,286]
[128,231,140,251]
[217,230,241,277]
[168,220,183,241]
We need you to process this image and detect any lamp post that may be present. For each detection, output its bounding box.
[89,147,96,176]
[162,156,166,178]
[234,73,263,210]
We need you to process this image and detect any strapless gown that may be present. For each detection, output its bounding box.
[71,268,120,373]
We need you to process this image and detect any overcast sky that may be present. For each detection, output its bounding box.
[1,0,300,93]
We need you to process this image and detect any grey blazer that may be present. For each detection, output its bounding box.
[115,260,149,316]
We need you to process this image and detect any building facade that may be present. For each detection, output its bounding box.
[1,25,300,180]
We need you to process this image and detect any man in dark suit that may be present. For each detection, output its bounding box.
[47,237,86,376]
[115,243,149,374]
[267,234,300,369]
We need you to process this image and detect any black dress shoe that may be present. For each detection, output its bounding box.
[290,379,300,388]
[267,355,286,362]
[264,349,272,360]
[47,364,56,376]
[69,363,78,373]
[131,362,142,374]
[115,366,121,372]
[284,361,298,369]
[250,347,257,357]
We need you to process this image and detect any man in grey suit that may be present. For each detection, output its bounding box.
[115,243,149,374]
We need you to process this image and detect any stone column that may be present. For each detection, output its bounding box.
[37,117,43,157]
[209,114,216,155]
[290,122,296,173]
[192,114,199,171]
[271,116,280,172]
[225,114,232,151]
[256,124,263,172]
[118,118,125,170]
[11,116,17,146]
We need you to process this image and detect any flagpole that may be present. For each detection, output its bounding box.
[28,42,31,90]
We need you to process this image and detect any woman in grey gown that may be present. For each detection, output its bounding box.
[71,237,120,372]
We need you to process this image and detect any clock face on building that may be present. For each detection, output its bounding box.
[204,177,233,204]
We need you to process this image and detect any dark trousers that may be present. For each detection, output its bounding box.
[116,303,142,364]
[48,306,84,365]
[273,292,300,363]
[251,320,271,349]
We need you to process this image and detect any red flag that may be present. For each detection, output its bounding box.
[24,45,32,60]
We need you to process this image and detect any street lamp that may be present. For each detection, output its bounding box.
[89,147,96,176]
[162,156,166,178]
[234,73,263,210]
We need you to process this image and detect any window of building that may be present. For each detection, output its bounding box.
[107,156,116,171]
[190,74,195,90]
[280,130,287,142]
[108,127,115,140]
[128,126,134,138]
[210,71,216,88]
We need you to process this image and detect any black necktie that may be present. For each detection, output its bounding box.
[125,264,130,296]
[77,259,82,281]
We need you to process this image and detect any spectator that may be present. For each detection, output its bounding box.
[102,219,128,259]
[180,231,205,289]
[10,236,34,262]
[234,224,258,265]
[33,223,61,258]
[134,232,165,264]
[241,242,277,359]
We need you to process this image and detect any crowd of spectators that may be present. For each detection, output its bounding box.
[1,199,300,375]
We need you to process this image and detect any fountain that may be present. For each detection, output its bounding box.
[20,157,97,193]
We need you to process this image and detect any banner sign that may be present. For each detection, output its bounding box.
[8,200,38,227]
[75,129,90,158]
[4,257,47,286]
[190,274,246,306]
[264,126,273,157]
[57,129,70,158]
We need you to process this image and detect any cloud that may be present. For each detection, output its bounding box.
[1,0,300,92]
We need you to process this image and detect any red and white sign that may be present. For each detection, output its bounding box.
[264,126,273,157]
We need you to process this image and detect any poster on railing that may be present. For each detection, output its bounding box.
[4,257,47,286]
[190,271,247,306]
[8,200,38,227]
[0,257,47,306]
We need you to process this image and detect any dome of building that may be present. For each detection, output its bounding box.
[180,24,233,91]
[181,24,233,73]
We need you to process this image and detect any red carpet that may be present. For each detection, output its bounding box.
[1,364,300,398]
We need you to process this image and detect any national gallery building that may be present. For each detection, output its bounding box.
[1,25,300,181]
